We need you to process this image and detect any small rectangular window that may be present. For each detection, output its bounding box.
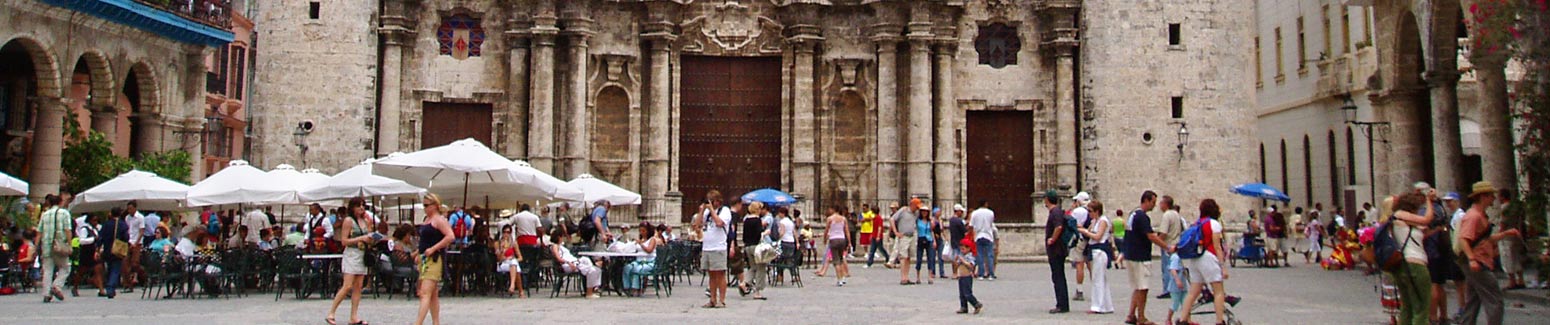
[1171,96,1184,119]
[309,2,320,19]
[1168,23,1181,46]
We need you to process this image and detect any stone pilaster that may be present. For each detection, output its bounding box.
[180,117,206,180]
[377,24,410,156]
[1426,70,1463,190]
[89,105,118,137]
[1473,57,1517,191]
[561,17,593,180]
[870,21,903,202]
[932,42,957,204]
[28,97,65,200]
[641,2,677,213]
[790,36,820,205]
[527,5,559,174]
[504,26,530,159]
[905,13,934,199]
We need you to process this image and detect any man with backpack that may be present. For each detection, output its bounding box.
[1042,192,1070,314]
[1122,191,1172,325]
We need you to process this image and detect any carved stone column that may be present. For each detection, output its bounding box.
[932,42,957,204]
[870,22,903,202]
[1474,57,1516,190]
[562,17,593,179]
[377,20,411,156]
[1426,70,1462,190]
[180,117,206,180]
[504,24,530,158]
[905,12,935,199]
[641,3,678,215]
[1374,89,1428,193]
[89,105,118,137]
[527,3,559,174]
[134,112,164,156]
[1041,1,1081,192]
[28,97,66,200]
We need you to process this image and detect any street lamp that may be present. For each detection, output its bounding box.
[1170,121,1189,159]
[1340,95,1388,207]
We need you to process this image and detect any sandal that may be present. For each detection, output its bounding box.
[325,317,337,325]
[702,302,717,308]
[349,321,370,325]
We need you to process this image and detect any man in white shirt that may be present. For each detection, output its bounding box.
[302,204,332,249]
[969,200,998,280]
[1069,191,1092,300]
[241,208,271,244]
[124,201,146,291]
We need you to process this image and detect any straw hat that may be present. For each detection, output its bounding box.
[1468,181,1498,199]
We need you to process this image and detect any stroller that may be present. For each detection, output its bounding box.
[1187,286,1244,325]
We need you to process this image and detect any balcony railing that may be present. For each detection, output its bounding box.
[135,0,232,30]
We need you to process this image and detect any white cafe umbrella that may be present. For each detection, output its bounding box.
[187,160,297,206]
[70,170,190,213]
[567,174,641,206]
[429,160,584,208]
[300,168,331,188]
[300,158,426,202]
[0,171,27,197]
[373,138,540,207]
[265,164,327,205]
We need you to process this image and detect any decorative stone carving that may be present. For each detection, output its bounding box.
[975,22,1020,68]
[680,1,784,56]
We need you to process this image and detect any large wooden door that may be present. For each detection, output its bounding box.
[966,110,1036,222]
[421,102,493,148]
[678,56,782,217]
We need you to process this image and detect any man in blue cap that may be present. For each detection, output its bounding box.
[1427,190,1466,324]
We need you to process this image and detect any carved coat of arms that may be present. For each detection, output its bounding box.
[702,1,761,52]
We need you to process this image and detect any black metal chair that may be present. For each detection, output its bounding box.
[273,248,319,301]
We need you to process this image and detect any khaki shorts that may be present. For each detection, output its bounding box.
[1128,260,1153,290]
[418,255,444,282]
[893,235,917,259]
[1266,237,1285,253]
[701,250,728,271]
[1069,243,1089,263]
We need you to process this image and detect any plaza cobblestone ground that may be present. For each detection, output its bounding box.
[1,261,1546,324]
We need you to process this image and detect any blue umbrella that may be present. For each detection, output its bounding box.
[1231,183,1292,202]
[741,188,797,207]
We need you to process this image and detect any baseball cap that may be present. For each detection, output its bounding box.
[1442,192,1461,201]
[1412,182,1432,190]
[1073,191,1092,204]
[953,204,967,212]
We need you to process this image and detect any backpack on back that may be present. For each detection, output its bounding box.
[1363,219,1409,272]
[1062,216,1082,249]
[1176,218,1209,259]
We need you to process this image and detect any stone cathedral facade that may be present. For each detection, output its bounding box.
[252,0,1257,223]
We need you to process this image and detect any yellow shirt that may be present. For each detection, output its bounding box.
[860,211,876,233]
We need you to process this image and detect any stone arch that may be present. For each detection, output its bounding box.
[124,61,161,156]
[591,85,630,161]
[0,36,63,99]
[831,90,867,162]
[1392,11,1428,91]
[124,61,160,115]
[71,51,116,108]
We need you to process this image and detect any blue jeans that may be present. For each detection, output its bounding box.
[975,238,996,278]
[104,260,123,297]
[958,276,981,310]
[915,238,939,275]
[622,261,655,290]
[867,237,890,267]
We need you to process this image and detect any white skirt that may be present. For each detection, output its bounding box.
[341,247,368,275]
[496,258,522,273]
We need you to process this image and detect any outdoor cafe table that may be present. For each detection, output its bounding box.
[577,251,651,296]
[300,254,343,299]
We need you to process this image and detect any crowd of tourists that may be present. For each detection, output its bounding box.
[1,181,1545,325]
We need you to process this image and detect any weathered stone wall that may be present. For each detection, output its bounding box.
[251,0,380,173]
[1080,0,1258,224]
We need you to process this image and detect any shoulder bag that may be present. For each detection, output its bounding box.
[49,211,72,257]
[111,220,130,259]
